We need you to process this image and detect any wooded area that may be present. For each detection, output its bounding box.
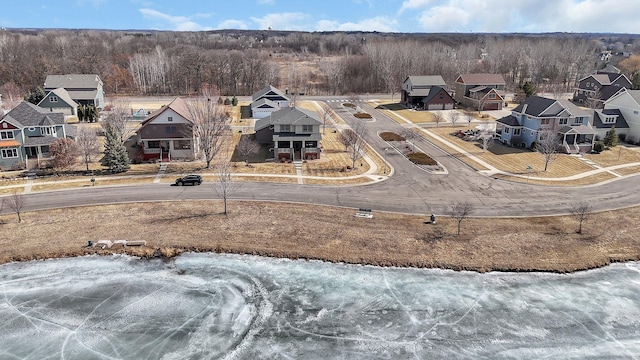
[0,29,638,101]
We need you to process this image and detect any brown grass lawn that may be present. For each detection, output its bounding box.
[492,172,617,186]
[3,201,640,273]
[427,127,597,177]
[303,129,371,177]
[615,165,640,176]
[584,146,640,167]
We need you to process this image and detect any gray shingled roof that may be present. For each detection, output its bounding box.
[254,107,321,131]
[66,90,98,101]
[496,115,521,126]
[421,87,454,103]
[23,135,60,146]
[557,125,594,135]
[38,88,78,107]
[251,98,279,109]
[1,101,65,127]
[628,90,640,104]
[405,75,447,87]
[251,85,289,102]
[513,96,557,117]
[593,109,629,129]
[44,74,101,89]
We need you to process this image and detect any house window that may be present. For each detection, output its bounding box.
[280,124,291,132]
[167,116,173,122]
[49,96,58,102]
[559,118,568,125]
[504,127,510,134]
[302,125,313,132]
[573,118,583,125]
[40,127,52,136]
[173,140,191,149]
[305,141,317,148]
[541,119,550,125]
[166,126,177,134]
[1,148,18,158]
[0,130,14,139]
[147,141,160,148]
[488,93,496,99]
[603,116,616,124]
[513,128,521,135]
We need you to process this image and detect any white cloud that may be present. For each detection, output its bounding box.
[250,12,309,31]
[139,8,212,31]
[399,0,435,13]
[317,17,399,32]
[407,0,640,33]
[218,19,248,30]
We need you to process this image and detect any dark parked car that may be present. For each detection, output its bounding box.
[174,174,202,186]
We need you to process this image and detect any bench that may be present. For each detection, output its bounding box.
[354,208,373,219]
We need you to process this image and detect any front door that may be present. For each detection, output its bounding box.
[293,141,302,161]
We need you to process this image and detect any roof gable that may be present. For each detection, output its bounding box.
[38,88,78,108]
[254,107,321,131]
[2,101,65,127]
[140,97,193,127]
[252,85,289,102]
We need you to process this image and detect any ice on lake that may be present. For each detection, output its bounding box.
[1,253,640,359]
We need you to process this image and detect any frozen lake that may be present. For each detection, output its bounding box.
[1,253,640,359]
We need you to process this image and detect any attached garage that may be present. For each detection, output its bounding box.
[427,103,444,110]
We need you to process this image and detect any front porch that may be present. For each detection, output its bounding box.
[275,140,320,161]
[139,138,195,162]
[558,126,595,154]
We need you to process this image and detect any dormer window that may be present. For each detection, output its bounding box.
[167,116,173,122]
[49,96,58,102]
[603,116,617,124]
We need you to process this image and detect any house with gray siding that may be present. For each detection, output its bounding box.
[37,88,78,118]
[400,76,454,110]
[254,107,322,161]
[136,97,197,162]
[496,96,595,154]
[0,101,75,170]
[454,73,506,110]
[573,70,631,108]
[251,85,290,118]
[44,74,105,110]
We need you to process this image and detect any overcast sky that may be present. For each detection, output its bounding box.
[1,0,637,33]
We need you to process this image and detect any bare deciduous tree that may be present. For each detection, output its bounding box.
[447,202,474,236]
[339,122,369,170]
[448,111,460,127]
[76,126,100,172]
[188,92,232,169]
[4,190,25,223]
[536,128,561,171]
[103,98,136,144]
[432,111,444,127]
[402,128,417,152]
[212,158,238,215]
[49,138,79,172]
[570,201,592,234]
[237,135,260,165]
[320,103,333,134]
[465,111,475,127]
[471,92,488,113]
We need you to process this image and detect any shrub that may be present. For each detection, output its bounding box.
[593,141,605,153]
[231,96,238,106]
[407,152,437,165]
[354,112,372,119]
[224,97,231,105]
[379,132,405,141]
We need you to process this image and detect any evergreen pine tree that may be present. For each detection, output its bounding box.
[604,126,618,147]
[101,122,130,173]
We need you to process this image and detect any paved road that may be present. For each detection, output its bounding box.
[3,97,639,217]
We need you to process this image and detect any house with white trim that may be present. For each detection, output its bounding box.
[254,107,322,161]
[251,85,290,118]
[0,101,76,170]
[603,88,640,143]
[496,96,595,154]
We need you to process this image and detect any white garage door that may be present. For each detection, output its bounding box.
[444,103,454,110]
[428,104,444,110]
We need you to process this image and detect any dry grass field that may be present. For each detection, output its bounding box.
[492,172,617,186]
[2,201,640,273]
[584,146,640,167]
[427,127,597,177]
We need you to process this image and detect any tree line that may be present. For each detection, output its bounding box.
[0,29,639,101]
